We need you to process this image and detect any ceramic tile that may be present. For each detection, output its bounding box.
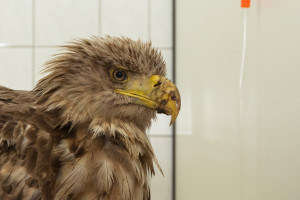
[34,47,57,83]
[35,0,98,46]
[150,137,172,200]
[149,114,172,135]
[0,48,32,90]
[101,0,148,40]
[160,48,173,80]
[150,0,172,48]
[0,0,32,45]
[175,89,192,135]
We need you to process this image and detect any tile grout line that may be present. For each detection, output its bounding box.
[149,134,173,138]
[0,45,57,48]
[98,0,102,36]
[31,0,36,88]
[0,45,173,50]
[148,0,151,41]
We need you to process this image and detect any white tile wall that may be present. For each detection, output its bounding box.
[0,0,32,45]
[150,0,173,48]
[34,47,57,82]
[101,0,148,40]
[150,137,173,200]
[35,0,99,45]
[0,1,174,198]
[0,48,32,90]
[160,48,173,80]
[149,114,173,135]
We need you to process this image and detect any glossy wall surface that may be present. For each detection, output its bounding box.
[176,0,300,199]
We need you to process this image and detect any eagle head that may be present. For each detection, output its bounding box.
[34,36,181,131]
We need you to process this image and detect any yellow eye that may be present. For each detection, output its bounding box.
[111,69,128,83]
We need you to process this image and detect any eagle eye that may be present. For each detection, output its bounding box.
[111,69,128,83]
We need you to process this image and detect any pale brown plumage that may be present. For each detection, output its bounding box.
[0,36,180,200]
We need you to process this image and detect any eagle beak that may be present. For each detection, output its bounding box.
[115,75,181,125]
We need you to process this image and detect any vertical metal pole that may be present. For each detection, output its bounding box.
[172,0,176,199]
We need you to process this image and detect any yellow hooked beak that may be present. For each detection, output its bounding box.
[115,75,181,125]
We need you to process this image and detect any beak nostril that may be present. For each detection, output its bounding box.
[153,81,162,88]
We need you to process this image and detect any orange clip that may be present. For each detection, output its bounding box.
[241,0,251,8]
